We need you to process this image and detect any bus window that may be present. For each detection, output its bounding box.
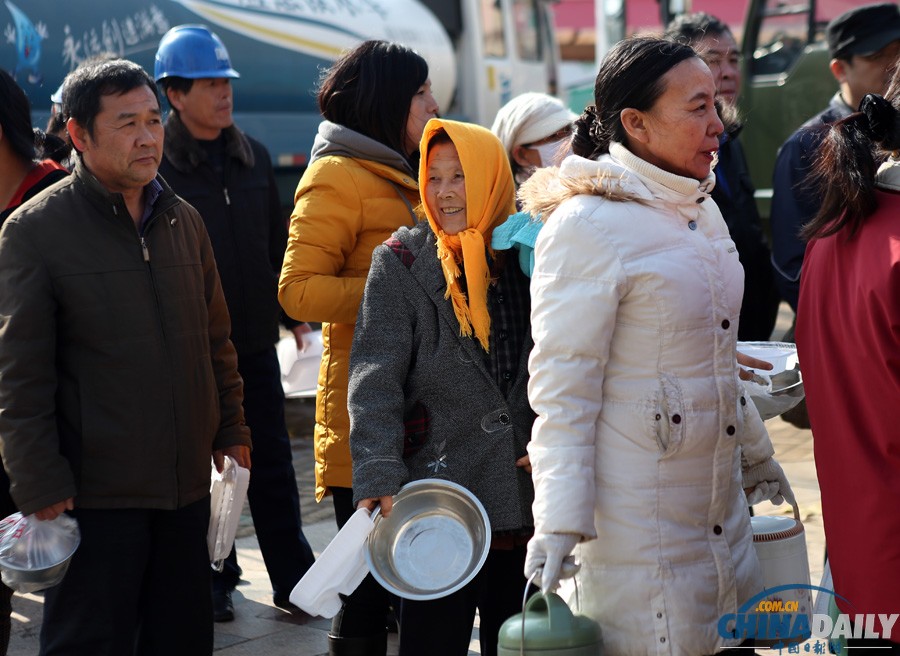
[512,0,541,61]
[481,0,507,57]
[751,3,811,76]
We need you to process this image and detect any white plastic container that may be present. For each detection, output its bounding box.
[276,331,324,399]
[750,504,812,646]
[289,508,374,617]
[737,341,799,375]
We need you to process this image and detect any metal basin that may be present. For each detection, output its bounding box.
[0,557,74,591]
[769,367,804,398]
[366,479,491,601]
[0,513,80,593]
[745,366,805,421]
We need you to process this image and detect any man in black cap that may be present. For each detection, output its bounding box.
[768,2,900,430]
[771,2,900,315]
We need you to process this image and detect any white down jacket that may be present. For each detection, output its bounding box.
[524,143,774,655]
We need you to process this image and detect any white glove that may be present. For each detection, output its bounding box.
[524,533,580,594]
[743,457,795,507]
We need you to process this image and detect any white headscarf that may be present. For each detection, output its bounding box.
[490,92,577,157]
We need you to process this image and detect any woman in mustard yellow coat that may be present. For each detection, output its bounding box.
[278,40,438,655]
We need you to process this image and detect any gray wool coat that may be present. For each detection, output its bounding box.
[348,223,535,533]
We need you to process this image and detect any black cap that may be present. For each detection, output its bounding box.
[826,3,900,59]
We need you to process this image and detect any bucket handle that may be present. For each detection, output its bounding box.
[519,569,581,656]
[520,571,539,656]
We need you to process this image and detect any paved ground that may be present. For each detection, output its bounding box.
[6,305,827,655]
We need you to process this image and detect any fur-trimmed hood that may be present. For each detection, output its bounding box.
[518,141,716,221]
[163,111,254,173]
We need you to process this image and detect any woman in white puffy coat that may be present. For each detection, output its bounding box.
[521,36,795,656]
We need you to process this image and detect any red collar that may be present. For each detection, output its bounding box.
[6,160,67,210]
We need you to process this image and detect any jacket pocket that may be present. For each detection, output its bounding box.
[654,375,685,456]
[402,401,429,459]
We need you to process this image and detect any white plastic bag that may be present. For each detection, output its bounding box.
[289,508,373,617]
[813,557,833,617]
[815,558,847,654]
[0,512,80,593]
[208,456,250,572]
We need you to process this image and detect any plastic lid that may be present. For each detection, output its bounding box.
[497,592,601,649]
[750,515,804,542]
[0,513,79,570]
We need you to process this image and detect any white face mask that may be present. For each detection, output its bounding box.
[532,138,572,167]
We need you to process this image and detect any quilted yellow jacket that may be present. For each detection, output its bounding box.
[279,121,419,500]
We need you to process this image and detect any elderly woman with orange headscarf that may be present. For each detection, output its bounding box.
[347,118,535,656]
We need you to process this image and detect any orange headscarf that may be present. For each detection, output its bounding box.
[419,119,516,352]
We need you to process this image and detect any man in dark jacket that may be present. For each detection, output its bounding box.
[154,25,315,621]
[770,3,900,312]
[665,12,781,341]
[0,59,251,655]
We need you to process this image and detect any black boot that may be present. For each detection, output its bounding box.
[327,633,387,656]
[212,588,234,622]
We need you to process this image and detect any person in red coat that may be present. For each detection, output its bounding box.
[0,71,67,224]
[796,68,900,650]
[0,69,68,656]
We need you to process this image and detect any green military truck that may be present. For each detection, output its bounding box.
[739,0,853,220]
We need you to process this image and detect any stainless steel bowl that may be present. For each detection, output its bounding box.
[745,366,805,421]
[769,367,804,398]
[0,557,74,592]
[0,513,80,593]
[366,479,491,601]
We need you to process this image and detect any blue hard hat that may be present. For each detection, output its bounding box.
[154,24,240,82]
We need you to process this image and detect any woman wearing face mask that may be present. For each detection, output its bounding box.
[490,93,576,276]
[349,119,536,656]
[491,92,576,192]
[278,39,439,656]
[521,36,793,655]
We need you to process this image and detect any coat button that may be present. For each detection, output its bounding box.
[497,294,506,303]
[726,425,735,435]
[503,371,513,381]
[688,220,697,230]
[660,637,667,643]
[655,414,661,421]
[499,330,509,340]
[721,319,730,330]
[499,413,510,425]
[696,197,704,203]
[713,525,723,535]
[657,612,663,619]
[740,396,747,406]
[671,414,681,424]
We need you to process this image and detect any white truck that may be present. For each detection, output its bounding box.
[3,0,560,205]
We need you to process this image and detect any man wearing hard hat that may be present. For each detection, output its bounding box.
[154,24,315,623]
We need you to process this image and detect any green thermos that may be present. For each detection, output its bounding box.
[497,591,602,655]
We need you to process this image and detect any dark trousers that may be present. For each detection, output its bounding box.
[39,498,212,656]
[330,486,394,643]
[398,545,529,656]
[213,346,315,600]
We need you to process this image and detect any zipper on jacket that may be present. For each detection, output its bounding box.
[223,188,231,205]
[140,236,150,262]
